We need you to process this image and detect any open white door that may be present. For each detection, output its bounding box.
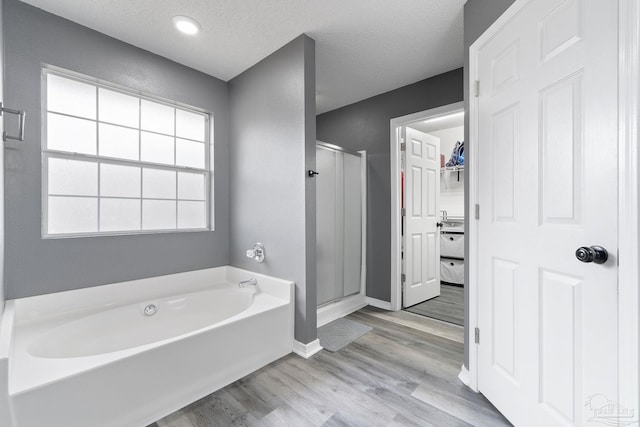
[403,127,440,307]
[475,0,620,425]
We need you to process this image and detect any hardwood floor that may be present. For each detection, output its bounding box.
[151,306,510,427]
[404,284,464,326]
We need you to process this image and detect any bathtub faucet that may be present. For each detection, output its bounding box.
[239,278,257,288]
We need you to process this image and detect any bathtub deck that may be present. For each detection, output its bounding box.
[150,306,510,427]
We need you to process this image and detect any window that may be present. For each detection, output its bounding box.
[42,68,211,237]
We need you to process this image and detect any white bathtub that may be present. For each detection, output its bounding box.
[0,266,295,427]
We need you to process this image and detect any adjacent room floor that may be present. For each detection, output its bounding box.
[404,284,465,326]
[151,306,509,427]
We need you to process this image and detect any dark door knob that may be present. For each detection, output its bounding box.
[575,246,608,264]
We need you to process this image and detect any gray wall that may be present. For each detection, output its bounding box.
[0,0,4,312]
[463,0,515,368]
[229,35,317,344]
[317,69,463,302]
[3,0,230,299]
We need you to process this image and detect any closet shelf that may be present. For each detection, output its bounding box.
[440,165,464,181]
[440,165,464,172]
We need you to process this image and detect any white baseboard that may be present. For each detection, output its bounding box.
[365,297,392,310]
[293,339,323,359]
[458,365,473,389]
[317,295,367,327]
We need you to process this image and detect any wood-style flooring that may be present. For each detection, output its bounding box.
[150,306,510,427]
[404,284,465,326]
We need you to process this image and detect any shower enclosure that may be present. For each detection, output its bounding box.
[316,142,366,326]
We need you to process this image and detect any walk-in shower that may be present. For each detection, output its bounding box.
[316,141,367,326]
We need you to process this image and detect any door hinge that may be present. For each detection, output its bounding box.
[475,327,480,344]
[400,142,406,151]
[475,204,480,220]
[401,273,406,283]
[401,208,406,216]
[474,80,480,97]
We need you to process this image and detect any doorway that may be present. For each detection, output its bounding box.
[389,102,465,324]
[404,113,464,325]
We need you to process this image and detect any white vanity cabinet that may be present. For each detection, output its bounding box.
[440,221,464,285]
[440,232,464,258]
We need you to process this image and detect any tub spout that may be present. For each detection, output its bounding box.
[239,278,257,288]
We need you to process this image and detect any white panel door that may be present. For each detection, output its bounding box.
[403,127,440,307]
[477,0,618,426]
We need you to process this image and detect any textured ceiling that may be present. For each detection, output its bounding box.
[19,0,465,114]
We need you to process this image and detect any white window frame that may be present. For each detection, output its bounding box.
[41,66,214,238]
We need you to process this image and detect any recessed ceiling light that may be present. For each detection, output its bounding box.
[173,15,201,35]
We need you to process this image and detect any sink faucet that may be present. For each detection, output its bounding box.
[239,278,257,288]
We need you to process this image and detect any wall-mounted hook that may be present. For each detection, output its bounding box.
[308,170,319,177]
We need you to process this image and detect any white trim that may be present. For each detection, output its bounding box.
[365,297,392,310]
[317,294,367,327]
[467,0,640,404]
[467,40,481,393]
[457,365,472,388]
[389,102,464,311]
[359,150,368,306]
[390,121,402,311]
[618,0,640,414]
[292,339,323,359]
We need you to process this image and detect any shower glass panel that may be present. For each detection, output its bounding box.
[316,143,362,306]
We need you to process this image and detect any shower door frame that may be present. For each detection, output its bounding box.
[316,142,368,327]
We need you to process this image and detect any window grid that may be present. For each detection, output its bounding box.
[174,108,178,229]
[95,85,101,233]
[138,99,143,231]
[42,68,211,238]
[46,111,207,146]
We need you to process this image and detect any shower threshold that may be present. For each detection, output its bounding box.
[317,293,367,327]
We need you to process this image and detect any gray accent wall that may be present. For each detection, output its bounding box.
[317,69,463,302]
[0,0,4,313]
[463,0,515,368]
[229,35,317,344]
[3,0,230,299]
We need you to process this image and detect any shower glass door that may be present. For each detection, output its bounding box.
[316,143,362,306]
